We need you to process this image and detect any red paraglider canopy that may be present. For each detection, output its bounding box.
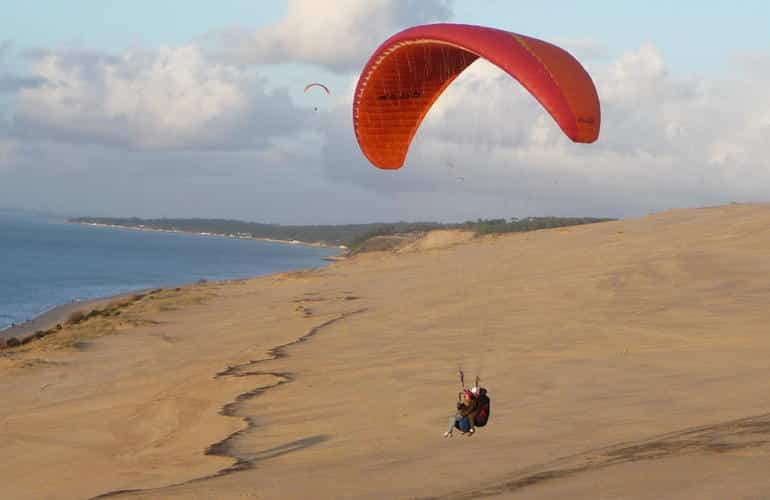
[353,23,601,169]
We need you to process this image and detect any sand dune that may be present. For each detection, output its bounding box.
[3,203,770,499]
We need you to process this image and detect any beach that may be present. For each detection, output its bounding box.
[3,203,770,499]
[0,212,337,336]
[0,291,153,345]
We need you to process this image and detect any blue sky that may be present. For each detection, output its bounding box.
[1,1,769,223]
[3,1,284,50]
[457,1,770,74]
[4,1,769,75]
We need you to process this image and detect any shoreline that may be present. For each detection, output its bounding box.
[1,265,342,347]
[2,223,345,344]
[69,221,349,251]
[0,290,150,344]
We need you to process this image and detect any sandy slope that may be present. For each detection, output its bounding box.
[3,204,770,499]
[0,291,152,345]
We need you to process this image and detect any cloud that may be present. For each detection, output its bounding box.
[318,44,770,219]
[11,46,305,150]
[214,0,454,71]
[0,139,16,170]
[3,25,770,223]
[553,37,611,62]
[0,76,45,93]
[730,49,770,78]
[0,40,10,59]
[0,41,46,93]
[0,137,411,224]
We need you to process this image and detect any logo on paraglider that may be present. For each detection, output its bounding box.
[377,90,423,101]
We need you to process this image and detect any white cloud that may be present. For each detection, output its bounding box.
[731,50,770,78]
[0,41,46,93]
[318,43,770,219]
[214,0,453,71]
[0,139,17,170]
[553,37,610,62]
[12,46,304,149]
[3,20,770,222]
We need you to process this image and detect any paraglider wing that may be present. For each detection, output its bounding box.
[353,23,601,169]
[304,82,331,94]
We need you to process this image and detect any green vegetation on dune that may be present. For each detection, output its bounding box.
[461,217,614,235]
[69,216,615,250]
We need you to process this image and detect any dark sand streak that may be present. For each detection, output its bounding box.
[425,412,770,499]
[91,307,368,499]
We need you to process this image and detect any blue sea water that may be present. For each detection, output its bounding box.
[0,211,338,331]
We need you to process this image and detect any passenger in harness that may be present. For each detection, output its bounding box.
[444,389,478,437]
[444,372,491,438]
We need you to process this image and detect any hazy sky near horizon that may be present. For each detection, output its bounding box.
[1,1,769,223]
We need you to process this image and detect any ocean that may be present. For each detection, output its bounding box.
[0,211,338,331]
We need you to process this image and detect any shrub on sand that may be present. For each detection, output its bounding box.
[66,310,86,325]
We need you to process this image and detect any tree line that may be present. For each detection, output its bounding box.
[70,216,615,249]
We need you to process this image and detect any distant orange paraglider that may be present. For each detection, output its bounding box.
[353,23,601,169]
